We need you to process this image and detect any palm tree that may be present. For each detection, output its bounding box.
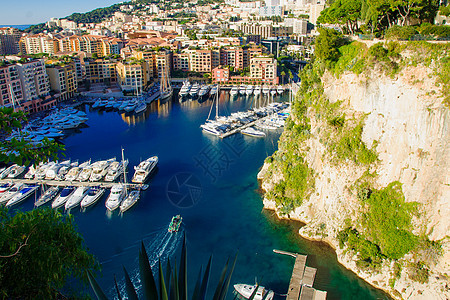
[87,234,237,300]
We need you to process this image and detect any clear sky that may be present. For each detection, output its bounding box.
[0,0,120,25]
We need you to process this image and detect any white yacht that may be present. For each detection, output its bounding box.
[35,186,60,207]
[233,284,274,300]
[270,86,277,96]
[77,163,93,182]
[277,85,284,94]
[35,162,56,180]
[134,101,147,114]
[120,189,141,213]
[209,85,218,96]
[52,186,76,209]
[230,86,239,96]
[6,185,39,207]
[7,164,26,179]
[24,165,36,179]
[45,160,70,180]
[104,159,128,182]
[0,165,15,179]
[132,156,158,183]
[254,86,261,96]
[179,81,191,97]
[200,123,222,136]
[241,127,266,137]
[262,85,270,94]
[89,158,115,182]
[80,186,105,209]
[245,85,253,96]
[65,186,90,210]
[239,85,246,95]
[124,99,138,112]
[0,183,23,205]
[198,85,210,98]
[0,182,12,193]
[55,161,78,181]
[65,160,89,181]
[105,184,126,211]
[189,83,200,97]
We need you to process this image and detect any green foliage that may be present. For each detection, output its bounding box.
[407,261,429,283]
[329,121,378,165]
[332,42,368,76]
[66,3,124,24]
[363,182,418,259]
[315,28,347,63]
[0,107,65,166]
[338,228,384,267]
[440,5,450,16]
[0,207,99,298]
[385,25,418,40]
[317,0,362,34]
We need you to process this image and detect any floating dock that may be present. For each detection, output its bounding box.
[0,178,143,189]
[273,249,327,300]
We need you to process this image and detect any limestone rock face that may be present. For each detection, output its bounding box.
[259,64,450,300]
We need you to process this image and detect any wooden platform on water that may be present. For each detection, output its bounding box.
[0,178,143,189]
[218,114,277,139]
[273,249,327,300]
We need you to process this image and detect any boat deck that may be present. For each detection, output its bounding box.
[273,249,327,300]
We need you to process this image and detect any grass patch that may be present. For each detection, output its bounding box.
[329,120,378,165]
[362,182,418,259]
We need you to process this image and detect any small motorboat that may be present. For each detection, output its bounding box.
[233,284,274,300]
[52,186,76,209]
[119,189,140,213]
[80,186,105,209]
[168,215,182,233]
[35,186,60,207]
[6,185,39,207]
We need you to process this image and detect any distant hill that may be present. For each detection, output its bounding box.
[24,2,128,33]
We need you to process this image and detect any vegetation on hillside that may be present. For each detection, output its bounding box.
[0,207,99,298]
[317,0,441,36]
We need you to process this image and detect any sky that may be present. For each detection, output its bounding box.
[0,0,120,25]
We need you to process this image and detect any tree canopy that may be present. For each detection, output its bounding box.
[318,0,440,34]
[0,207,99,298]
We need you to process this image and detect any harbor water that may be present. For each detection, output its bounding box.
[13,90,390,299]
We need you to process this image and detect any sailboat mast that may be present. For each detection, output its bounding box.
[122,148,128,193]
[8,84,16,112]
[215,85,219,119]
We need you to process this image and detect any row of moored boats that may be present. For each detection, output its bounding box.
[0,156,158,213]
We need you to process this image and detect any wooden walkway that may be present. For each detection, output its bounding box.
[273,249,327,300]
[0,178,143,189]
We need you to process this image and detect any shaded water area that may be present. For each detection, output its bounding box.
[17,90,390,299]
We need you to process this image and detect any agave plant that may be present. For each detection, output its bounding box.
[87,234,238,300]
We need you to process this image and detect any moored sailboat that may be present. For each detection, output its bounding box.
[160,64,173,101]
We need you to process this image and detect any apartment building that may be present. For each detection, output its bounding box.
[13,59,54,113]
[0,64,24,108]
[116,61,149,94]
[238,23,292,38]
[21,34,60,55]
[46,63,78,101]
[250,56,278,84]
[173,52,190,71]
[0,27,21,55]
[188,49,212,73]
[84,58,117,84]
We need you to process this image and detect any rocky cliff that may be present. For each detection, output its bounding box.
[259,41,449,299]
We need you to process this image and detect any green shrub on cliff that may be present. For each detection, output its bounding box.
[362,182,418,259]
[329,121,378,165]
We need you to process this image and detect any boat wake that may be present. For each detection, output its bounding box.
[108,227,184,298]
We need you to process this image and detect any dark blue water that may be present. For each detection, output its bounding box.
[16,91,389,299]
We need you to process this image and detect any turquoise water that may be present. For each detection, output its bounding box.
[16,91,390,299]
